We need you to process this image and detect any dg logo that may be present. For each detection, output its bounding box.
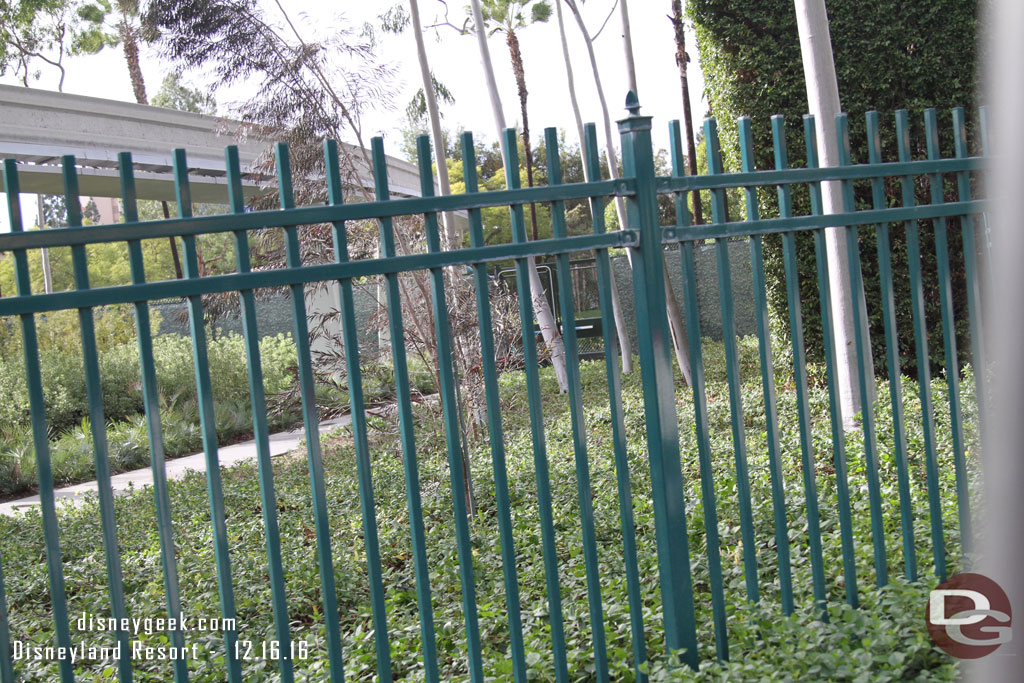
[926,572,1012,658]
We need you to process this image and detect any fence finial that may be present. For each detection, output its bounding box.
[625,90,640,115]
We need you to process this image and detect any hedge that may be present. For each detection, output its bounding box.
[689,0,982,378]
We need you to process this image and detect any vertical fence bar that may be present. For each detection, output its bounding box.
[671,120,731,659]
[180,151,285,682]
[834,117,888,587]
[121,156,189,683]
[273,143,349,681]
[328,146,421,683]
[61,157,134,683]
[458,132,526,683]
[952,108,987,441]
[367,138,424,678]
[323,141,398,681]
[803,115,859,608]
[587,122,647,681]
[408,136,484,682]
[896,110,946,580]
[736,117,793,614]
[677,238,729,660]
[619,95,700,670]
[771,116,828,617]
[864,114,917,582]
[501,127,570,682]
[169,150,245,680]
[544,127,610,681]
[3,160,76,683]
[924,110,971,554]
[161,146,242,683]
[703,118,760,605]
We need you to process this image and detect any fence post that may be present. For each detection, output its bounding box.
[618,92,699,669]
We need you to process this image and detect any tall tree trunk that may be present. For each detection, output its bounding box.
[670,1,703,225]
[553,0,633,374]
[794,0,867,429]
[567,0,692,386]
[119,12,183,279]
[506,29,540,243]
[409,0,457,249]
[469,0,569,393]
[120,18,148,106]
[619,0,638,93]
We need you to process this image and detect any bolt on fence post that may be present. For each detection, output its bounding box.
[618,91,700,670]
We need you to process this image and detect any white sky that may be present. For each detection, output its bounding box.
[1,0,708,229]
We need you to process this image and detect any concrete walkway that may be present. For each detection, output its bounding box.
[0,416,352,517]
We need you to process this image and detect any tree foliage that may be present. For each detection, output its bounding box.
[689,0,983,378]
[150,70,216,114]
[0,0,111,88]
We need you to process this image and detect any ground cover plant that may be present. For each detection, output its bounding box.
[0,339,972,680]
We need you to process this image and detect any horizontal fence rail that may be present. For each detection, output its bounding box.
[0,98,985,681]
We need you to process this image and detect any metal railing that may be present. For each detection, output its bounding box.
[0,96,985,681]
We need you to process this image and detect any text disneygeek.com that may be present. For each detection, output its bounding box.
[11,611,310,664]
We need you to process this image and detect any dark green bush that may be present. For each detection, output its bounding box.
[689,0,981,379]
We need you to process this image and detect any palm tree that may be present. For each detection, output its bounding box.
[478,1,551,242]
[76,0,185,278]
[552,0,634,374]
[468,0,569,393]
[670,0,703,225]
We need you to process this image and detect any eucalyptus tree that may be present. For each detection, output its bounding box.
[566,0,693,385]
[552,0,633,373]
[402,0,459,248]
[468,0,569,393]
[0,0,109,90]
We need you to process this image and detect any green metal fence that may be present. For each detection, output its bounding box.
[0,95,985,681]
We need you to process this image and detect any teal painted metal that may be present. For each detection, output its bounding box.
[502,127,570,682]
[864,113,917,582]
[61,156,134,683]
[459,132,528,683]
[678,237,729,660]
[175,149,245,683]
[704,118,760,605]
[803,115,859,609]
[924,110,972,554]
[585,122,647,682]
[834,116,888,588]
[620,93,700,669]
[896,109,946,581]
[735,116,793,614]
[771,115,828,618]
[409,136,485,682]
[323,140,385,683]
[545,127,610,682]
[3,160,76,683]
[275,143,348,682]
[0,101,985,679]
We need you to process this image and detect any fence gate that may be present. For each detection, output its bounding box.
[0,94,985,681]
